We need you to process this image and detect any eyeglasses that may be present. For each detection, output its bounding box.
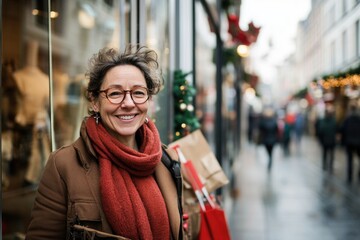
[99,86,150,104]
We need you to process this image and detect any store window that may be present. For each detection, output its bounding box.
[145,0,171,142]
[327,5,335,31]
[194,1,217,145]
[2,0,130,237]
[330,41,336,71]
[342,0,347,17]
[342,30,348,64]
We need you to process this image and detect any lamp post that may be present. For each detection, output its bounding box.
[234,44,249,151]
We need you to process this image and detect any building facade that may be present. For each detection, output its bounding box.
[276,0,360,125]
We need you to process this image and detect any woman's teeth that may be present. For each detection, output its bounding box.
[120,115,135,120]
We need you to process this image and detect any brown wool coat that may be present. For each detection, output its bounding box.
[25,124,181,240]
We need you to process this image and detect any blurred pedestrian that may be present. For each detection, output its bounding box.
[341,103,360,183]
[259,107,279,171]
[314,116,322,143]
[317,105,337,173]
[294,110,306,146]
[282,112,295,156]
[281,120,292,156]
[247,105,258,143]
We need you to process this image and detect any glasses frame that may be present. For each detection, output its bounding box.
[98,86,150,105]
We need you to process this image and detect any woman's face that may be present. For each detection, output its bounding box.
[92,65,150,145]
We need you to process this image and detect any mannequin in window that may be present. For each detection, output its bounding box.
[13,40,49,126]
[12,40,50,187]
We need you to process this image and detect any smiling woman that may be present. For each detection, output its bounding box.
[25,45,184,240]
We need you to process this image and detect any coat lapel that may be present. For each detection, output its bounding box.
[73,138,113,233]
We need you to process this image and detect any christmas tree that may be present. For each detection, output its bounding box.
[173,70,201,140]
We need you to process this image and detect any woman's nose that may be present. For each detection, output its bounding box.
[120,92,135,106]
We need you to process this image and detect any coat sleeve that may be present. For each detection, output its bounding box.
[25,151,68,240]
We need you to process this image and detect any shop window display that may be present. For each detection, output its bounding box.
[2,0,129,237]
[2,38,51,192]
[12,40,51,187]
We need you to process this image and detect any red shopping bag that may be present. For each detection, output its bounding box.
[199,203,231,240]
[172,145,231,240]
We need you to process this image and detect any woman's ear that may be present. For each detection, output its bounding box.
[91,100,100,112]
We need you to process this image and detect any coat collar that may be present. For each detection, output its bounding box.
[73,117,98,168]
[73,118,113,233]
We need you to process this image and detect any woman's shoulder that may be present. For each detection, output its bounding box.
[47,139,84,171]
[48,147,74,165]
[43,138,98,186]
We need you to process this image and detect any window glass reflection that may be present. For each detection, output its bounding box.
[145,0,170,142]
[2,0,130,237]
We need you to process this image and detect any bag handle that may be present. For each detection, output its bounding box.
[172,145,216,211]
[162,149,182,210]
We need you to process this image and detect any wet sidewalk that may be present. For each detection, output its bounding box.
[224,135,360,240]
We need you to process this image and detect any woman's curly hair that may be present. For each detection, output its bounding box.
[85,45,164,103]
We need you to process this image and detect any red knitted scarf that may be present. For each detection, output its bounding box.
[85,117,170,239]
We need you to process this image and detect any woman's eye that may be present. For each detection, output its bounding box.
[133,90,146,96]
[108,91,123,97]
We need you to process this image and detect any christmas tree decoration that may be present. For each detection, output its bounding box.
[173,70,201,140]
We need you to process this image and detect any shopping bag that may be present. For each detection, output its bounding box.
[171,144,231,240]
[169,129,229,194]
[199,203,231,240]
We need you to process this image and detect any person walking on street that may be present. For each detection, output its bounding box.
[282,110,295,156]
[259,107,279,171]
[341,103,360,183]
[317,105,337,173]
[294,110,306,148]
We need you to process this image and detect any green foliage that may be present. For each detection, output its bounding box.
[212,46,241,65]
[293,87,308,99]
[173,70,201,140]
[315,64,360,81]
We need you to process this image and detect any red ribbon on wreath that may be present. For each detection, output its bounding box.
[227,14,261,46]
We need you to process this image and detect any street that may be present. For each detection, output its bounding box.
[225,135,360,240]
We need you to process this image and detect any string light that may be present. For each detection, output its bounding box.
[179,103,187,110]
[318,74,360,89]
[187,104,194,112]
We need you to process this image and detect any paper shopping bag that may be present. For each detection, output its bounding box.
[169,129,229,194]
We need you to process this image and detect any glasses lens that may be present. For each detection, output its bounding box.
[131,87,149,104]
[106,88,124,104]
